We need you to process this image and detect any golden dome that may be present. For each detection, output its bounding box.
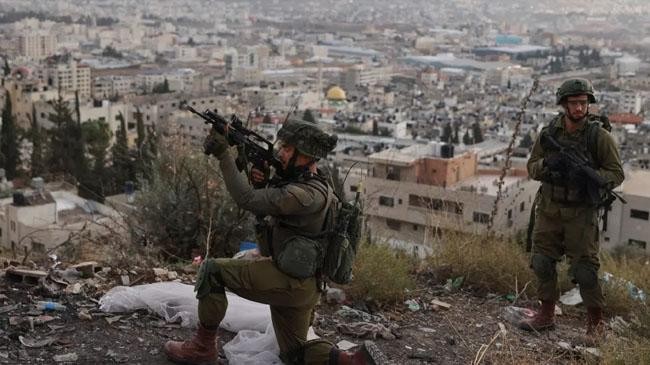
[326,86,346,101]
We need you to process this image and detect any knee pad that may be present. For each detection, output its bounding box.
[531,254,556,281]
[572,262,598,290]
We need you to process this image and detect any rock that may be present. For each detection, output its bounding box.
[65,282,82,295]
[78,309,92,321]
[409,348,436,361]
[19,335,57,348]
[153,268,168,277]
[105,316,122,324]
[71,261,98,278]
[120,275,130,286]
[418,327,436,333]
[106,349,129,363]
[53,353,78,362]
[167,271,178,280]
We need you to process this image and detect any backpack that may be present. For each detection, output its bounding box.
[320,190,363,284]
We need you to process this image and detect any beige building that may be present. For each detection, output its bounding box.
[0,181,123,254]
[18,33,57,60]
[601,169,650,252]
[46,61,92,99]
[361,143,539,255]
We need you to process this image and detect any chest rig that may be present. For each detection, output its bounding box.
[540,114,601,205]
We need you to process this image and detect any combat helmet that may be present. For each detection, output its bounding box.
[556,78,596,105]
[276,119,338,159]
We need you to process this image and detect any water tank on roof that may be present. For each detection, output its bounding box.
[441,144,454,158]
[13,192,28,206]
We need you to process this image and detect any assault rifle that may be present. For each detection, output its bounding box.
[540,133,626,207]
[184,104,282,187]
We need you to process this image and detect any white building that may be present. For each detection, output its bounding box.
[602,169,650,252]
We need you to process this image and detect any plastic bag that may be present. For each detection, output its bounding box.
[502,306,535,325]
[98,282,272,331]
[224,323,283,365]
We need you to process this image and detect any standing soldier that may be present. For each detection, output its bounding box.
[522,78,624,335]
[163,119,381,364]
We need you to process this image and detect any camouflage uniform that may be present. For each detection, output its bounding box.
[528,114,624,309]
[196,148,335,364]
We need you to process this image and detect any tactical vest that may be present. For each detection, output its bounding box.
[540,114,604,205]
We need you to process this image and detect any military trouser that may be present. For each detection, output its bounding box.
[531,207,604,309]
[195,258,335,364]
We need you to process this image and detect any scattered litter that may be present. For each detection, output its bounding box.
[223,323,282,365]
[65,283,82,295]
[53,353,78,362]
[408,348,435,361]
[557,342,602,359]
[78,309,92,321]
[326,287,346,304]
[430,299,451,310]
[498,322,507,336]
[555,305,563,316]
[418,327,436,333]
[105,316,122,324]
[559,287,582,306]
[337,322,396,340]
[602,272,647,302]
[6,268,47,285]
[106,349,128,363]
[99,282,272,332]
[120,275,130,286]
[404,299,420,312]
[444,276,464,291]
[502,306,535,325]
[336,306,383,323]
[336,340,357,351]
[19,335,58,348]
[0,304,18,314]
[36,301,66,312]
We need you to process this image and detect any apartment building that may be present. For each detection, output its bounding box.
[362,142,539,255]
[602,169,650,252]
[18,33,57,60]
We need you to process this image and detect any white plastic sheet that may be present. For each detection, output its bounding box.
[98,282,271,332]
[98,282,324,364]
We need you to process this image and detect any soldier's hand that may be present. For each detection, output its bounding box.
[543,154,566,172]
[251,163,269,186]
[203,127,229,158]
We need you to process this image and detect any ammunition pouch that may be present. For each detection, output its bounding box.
[275,235,323,279]
[542,182,585,204]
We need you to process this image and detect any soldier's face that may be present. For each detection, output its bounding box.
[276,142,296,170]
[563,95,589,122]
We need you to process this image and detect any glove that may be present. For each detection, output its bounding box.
[543,154,566,172]
[203,127,229,158]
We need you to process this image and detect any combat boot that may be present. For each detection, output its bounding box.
[518,300,556,331]
[586,307,605,337]
[329,341,383,365]
[164,323,218,365]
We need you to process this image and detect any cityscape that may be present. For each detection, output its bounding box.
[1,0,649,255]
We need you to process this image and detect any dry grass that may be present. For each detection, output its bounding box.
[348,241,415,304]
[600,250,650,316]
[427,231,536,297]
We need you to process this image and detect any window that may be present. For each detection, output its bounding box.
[520,201,525,212]
[628,239,647,250]
[630,209,649,220]
[31,242,45,253]
[408,194,463,214]
[412,224,418,231]
[350,185,358,192]
[379,196,395,207]
[0,227,2,237]
[473,212,490,224]
[508,209,513,220]
[10,221,16,232]
[386,166,400,181]
[386,219,401,231]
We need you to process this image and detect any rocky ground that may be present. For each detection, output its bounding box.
[0,258,608,365]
